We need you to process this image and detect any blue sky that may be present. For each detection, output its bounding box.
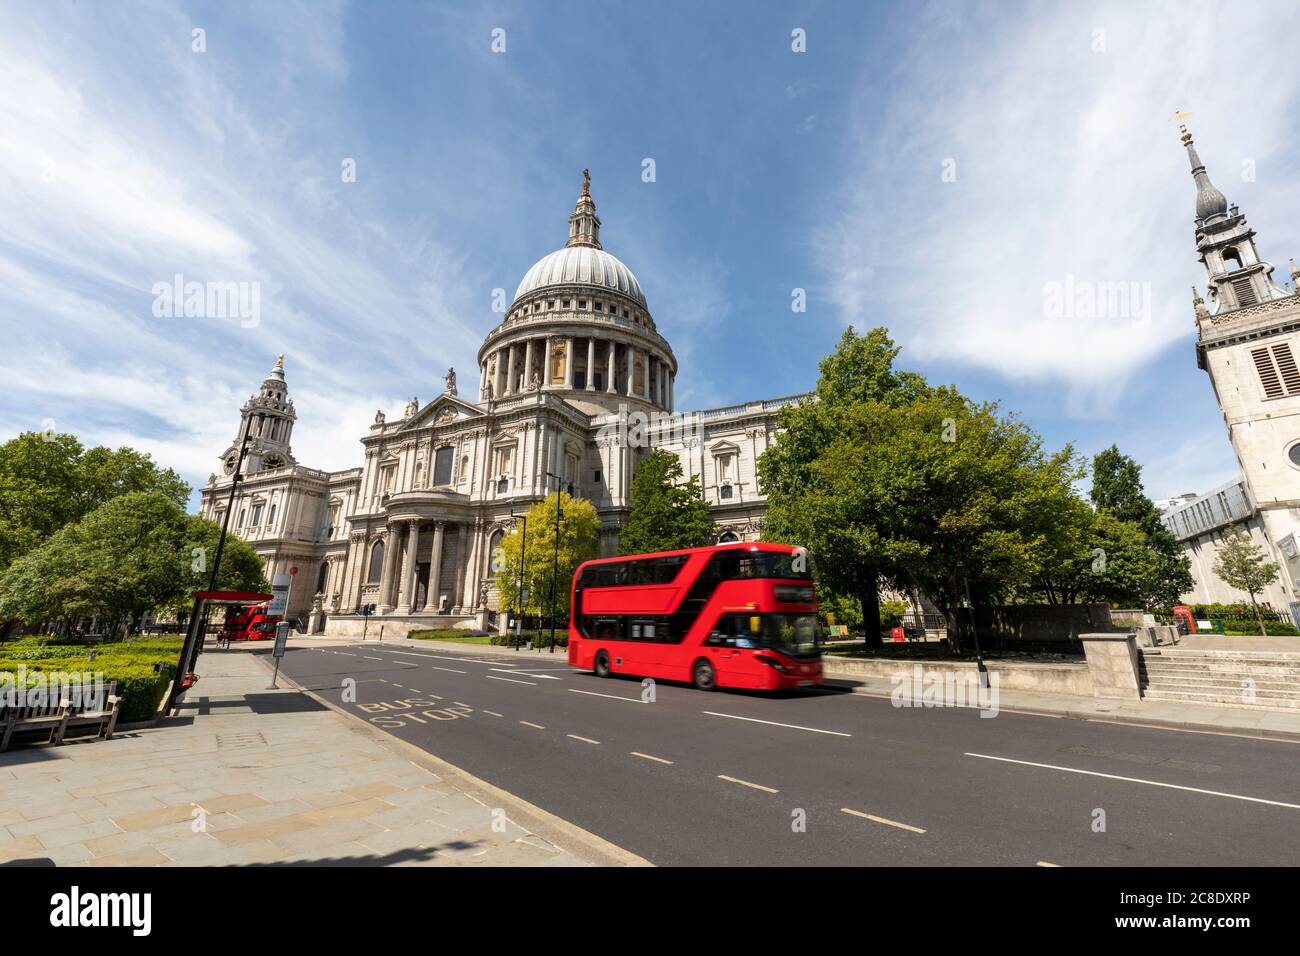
[3,0,1300,509]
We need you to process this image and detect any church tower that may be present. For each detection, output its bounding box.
[222,354,297,476]
[1186,121,1300,601]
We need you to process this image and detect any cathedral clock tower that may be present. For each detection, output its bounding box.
[1186,121,1300,599]
[222,354,297,476]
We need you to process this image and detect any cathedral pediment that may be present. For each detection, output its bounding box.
[400,394,485,431]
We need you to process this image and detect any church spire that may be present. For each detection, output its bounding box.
[565,168,602,249]
[1179,120,1228,223]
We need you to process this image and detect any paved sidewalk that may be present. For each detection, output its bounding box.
[825,673,1300,739]
[0,642,644,867]
[320,634,1300,740]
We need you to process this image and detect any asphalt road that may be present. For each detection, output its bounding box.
[277,642,1300,866]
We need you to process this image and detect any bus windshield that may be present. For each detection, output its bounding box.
[722,612,822,657]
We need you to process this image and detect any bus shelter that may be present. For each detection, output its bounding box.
[166,590,272,711]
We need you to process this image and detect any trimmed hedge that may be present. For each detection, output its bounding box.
[0,636,181,723]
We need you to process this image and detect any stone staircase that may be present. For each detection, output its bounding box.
[1139,648,1300,711]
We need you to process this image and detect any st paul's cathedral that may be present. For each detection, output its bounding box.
[199,174,804,635]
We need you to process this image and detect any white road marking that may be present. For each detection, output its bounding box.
[363,655,384,661]
[487,675,538,686]
[631,752,673,765]
[703,711,851,737]
[569,689,645,703]
[430,666,467,674]
[717,774,779,794]
[965,752,1300,810]
[492,668,562,680]
[567,734,601,745]
[335,652,357,657]
[1037,861,1062,867]
[840,807,927,834]
[519,720,545,730]
[361,648,519,667]
[483,710,504,717]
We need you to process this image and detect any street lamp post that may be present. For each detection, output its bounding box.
[543,471,571,654]
[508,500,528,650]
[167,423,259,711]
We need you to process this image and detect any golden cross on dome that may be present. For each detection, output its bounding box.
[1171,110,1194,143]
[582,168,591,197]
[276,353,284,368]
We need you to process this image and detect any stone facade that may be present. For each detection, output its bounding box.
[1162,124,1300,619]
[199,177,805,634]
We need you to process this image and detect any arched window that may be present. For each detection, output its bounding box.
[1223,247,1244,271]
[316,560,329,594]
[488,529,504,575]
[433,446,454,486]
[367,540,385,582]
[718,531,739,544]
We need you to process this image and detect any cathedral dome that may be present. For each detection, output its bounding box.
[513,245,647,309]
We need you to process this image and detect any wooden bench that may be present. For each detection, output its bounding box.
[0,681,121,752]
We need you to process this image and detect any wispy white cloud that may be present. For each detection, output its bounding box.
[819,0,1300,411]
[0,1,488,491]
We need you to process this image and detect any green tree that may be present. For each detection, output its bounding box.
[826,389,1082,651]
[0,493,262,636]
[0,493,188,632]
[1212,529,1280,635]
[759,327,928,646]
[0,432,189,574]
[619,449,712,555]
[154,516,269,618]
[496,492,600,631]
[1033,503,1159,607]
[1089,444,1193,607]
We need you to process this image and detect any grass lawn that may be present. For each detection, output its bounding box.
[406,629,493,644]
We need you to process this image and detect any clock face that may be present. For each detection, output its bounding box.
[223,454,237,475]
[263,454,284,470]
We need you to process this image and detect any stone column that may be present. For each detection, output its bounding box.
[453,523,469,612]
[626,347,637,397]
[606,341,617,393]
[495,348,507,398]
[586,337,596,390]
[398,521,421,613]
[505,343,517,396]
[379,524,401,611]
[424,521,445,612]
[523,338,534,389]
[564,336,575,387]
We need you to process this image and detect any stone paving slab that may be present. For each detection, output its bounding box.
[0,644,646,867]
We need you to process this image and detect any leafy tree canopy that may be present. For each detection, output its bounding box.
[0,432,189,574]
[619,449,712,555]
[496,492,600,626]
[1212,528,1280,634]
[0,493,264,629]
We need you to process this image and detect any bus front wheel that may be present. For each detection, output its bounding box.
[692,659,717,691]
[594,650,611,678]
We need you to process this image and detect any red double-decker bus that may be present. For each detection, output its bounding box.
[568,542,823,691]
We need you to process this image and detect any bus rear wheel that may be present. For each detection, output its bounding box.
[692,659,717,691]
[594,650,611,678]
